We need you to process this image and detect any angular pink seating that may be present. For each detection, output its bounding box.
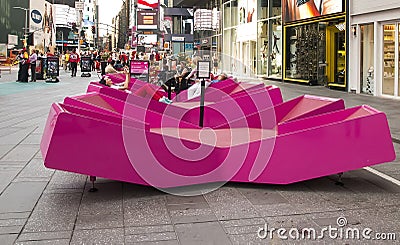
[41,81,396,188]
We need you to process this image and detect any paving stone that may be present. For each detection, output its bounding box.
[0,234,18,245]
[1,145,39,162]
[46,171,86,190]
[17,230,72,242]
[225,224,265,235]
[124,197,171,227]
[15,239,71,245]
[205,187,259,220]
[165,195,208,205]
[0,212,30,220]
[229,233,268,245]
[125,232,176,243]
[0,218,26,227]
[175,221,231,245]
[23,193,82,232]
[0,128,35,146]
[0,145,14,159]
[78,182,123,216]
[238,188,289,205]
[70,228,124,245]
[14,158,54,181]
[220,218,266,228]
[125,240,179,245]
[0,168,20,194]
[125,225,174,235]
[0,182,47,213]
[75,213,123,230]
[20,134,43,145]
[169,207,218,224]
[0,225,23,234]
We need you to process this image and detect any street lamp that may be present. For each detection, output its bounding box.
[13,6,29,48]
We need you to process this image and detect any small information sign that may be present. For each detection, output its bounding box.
[197,61,210,79]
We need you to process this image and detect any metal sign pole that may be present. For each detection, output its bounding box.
[197,60,210,128]
[199,78,205,127]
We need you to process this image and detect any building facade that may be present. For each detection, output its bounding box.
[349,1,400,98]
[0,0,33,50]
[221,0,283,79]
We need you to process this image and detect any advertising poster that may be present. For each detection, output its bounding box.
[130,60,149,82]
[81,56,91,72]
[137,34,158,45]
[137,10,158,30]
[236,0,257,42]
[283,0,343,22]
[35,59,42,74]
[47,56,59,77]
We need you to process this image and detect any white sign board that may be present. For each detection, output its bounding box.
[8,35,18,45]
[75,2,84,11]
[197,61,211,79]
[171,36,185,42]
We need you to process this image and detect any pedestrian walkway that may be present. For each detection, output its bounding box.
[0,73,398,244]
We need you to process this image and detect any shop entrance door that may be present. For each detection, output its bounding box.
[382,24,400,97]
[326,25,346,86]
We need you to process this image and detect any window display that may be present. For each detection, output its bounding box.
[269,18,282,78]
[285,23,325,83]
[398,24,400,96]
[383,24,395,96]
[360,24,374,94]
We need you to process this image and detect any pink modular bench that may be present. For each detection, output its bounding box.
[41,82,396,187]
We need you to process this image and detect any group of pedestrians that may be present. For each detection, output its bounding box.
[16,48,38,83]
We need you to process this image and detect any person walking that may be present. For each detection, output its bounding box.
[29,49,38,82]
[69,49,79,77]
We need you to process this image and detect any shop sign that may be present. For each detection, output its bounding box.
[31,10,43,24]
[171,36,185,42]
[75,2,84,11]
[137,10,158,30]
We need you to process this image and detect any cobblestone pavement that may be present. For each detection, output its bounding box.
[0,70,399,244]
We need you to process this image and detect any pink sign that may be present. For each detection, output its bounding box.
[130,60,149,74]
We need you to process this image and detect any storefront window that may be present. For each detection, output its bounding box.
[223,2,231,28]
[269,18,282,78]
[231,0,238,27]
[270,0,281,18]
[223,29,232,72]
[259,0,268,20]
[285,23,320,82]
[383,24,395,96]
[398,24,400,96]
[257,20,268,75]
[360,24,374,94]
